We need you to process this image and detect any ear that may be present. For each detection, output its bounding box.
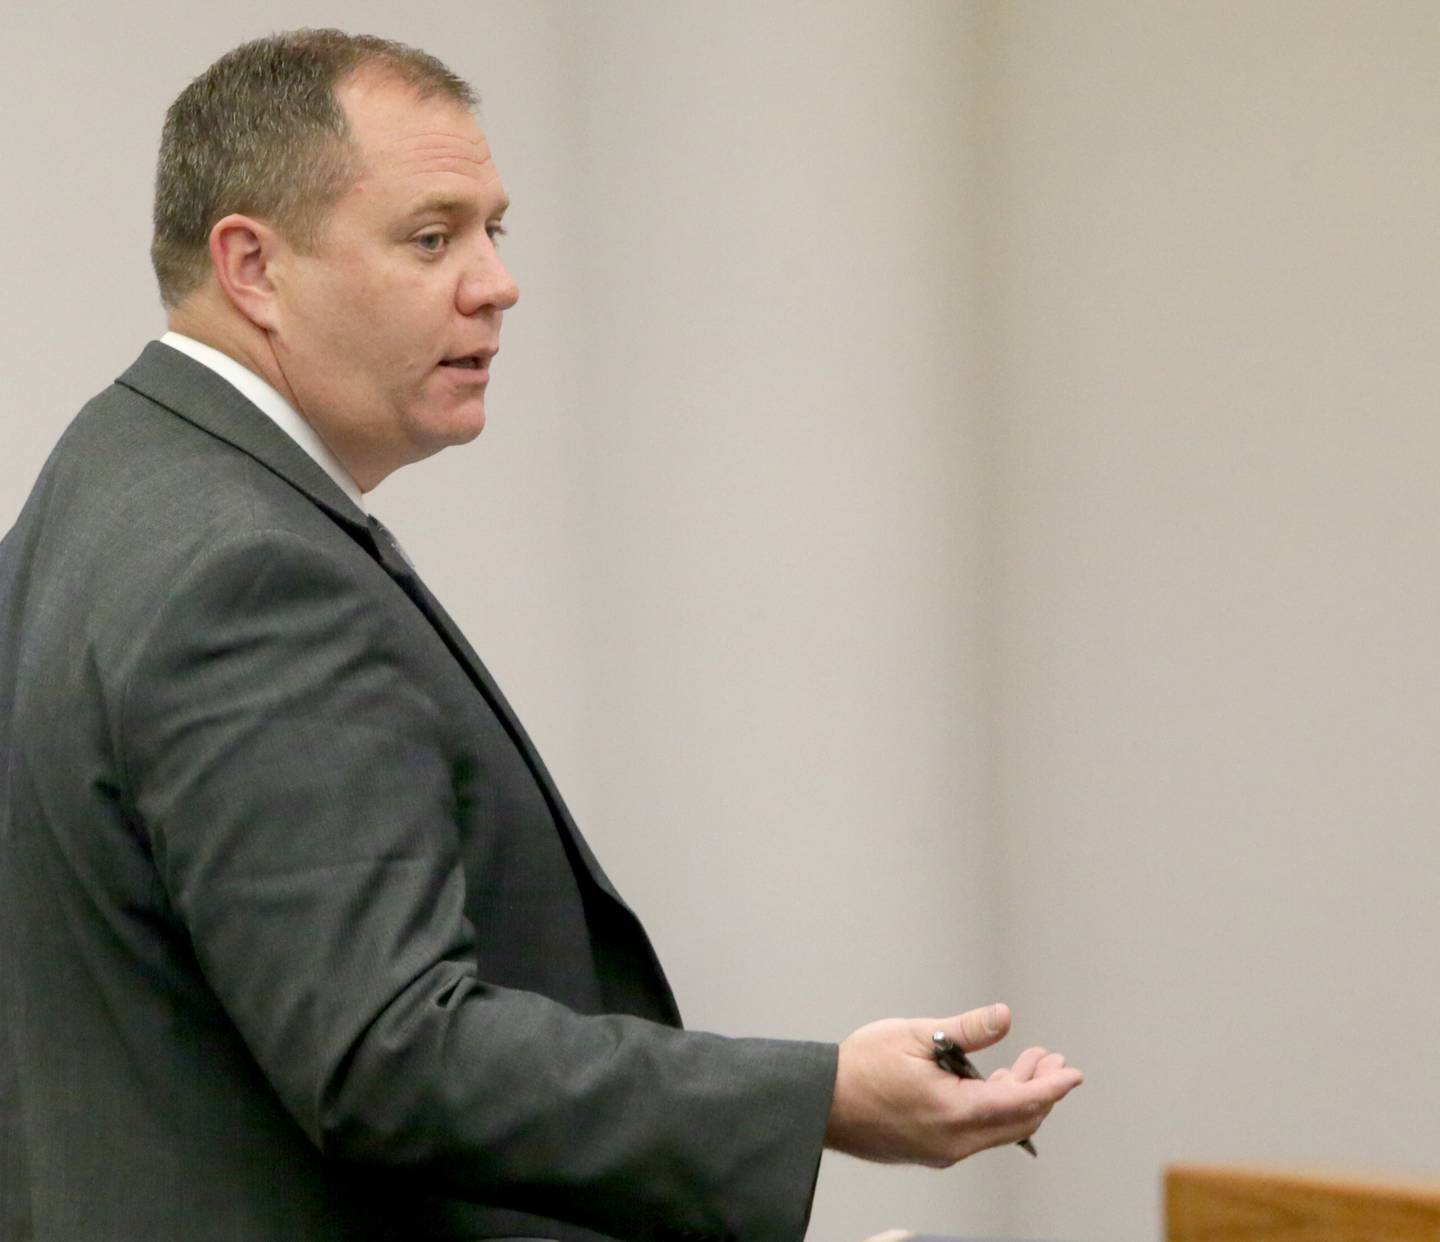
[208,213,286,331]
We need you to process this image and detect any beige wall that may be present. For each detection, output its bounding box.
[979,3,1440,1238]
[5,3,1438,1240]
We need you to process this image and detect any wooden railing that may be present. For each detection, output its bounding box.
[1167,1163,1440,1242]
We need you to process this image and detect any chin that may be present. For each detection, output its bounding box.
[409,404,487,455]
[447,413,486,444]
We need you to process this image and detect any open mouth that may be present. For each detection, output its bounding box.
[440,355,486,370]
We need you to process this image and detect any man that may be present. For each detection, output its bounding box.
[0,30,1082,1242]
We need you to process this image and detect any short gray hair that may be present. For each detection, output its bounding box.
[151,29,477,308]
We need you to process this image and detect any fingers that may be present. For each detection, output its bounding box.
[1009,1064,1085,1106]
[1049,1066,1085,1095]
[827,1007,1083,1168]
[938,1065,1083,1161]
[975,1066,1084,1152]
[944,1002,1011,1053]
[1009,1045,1049,1082]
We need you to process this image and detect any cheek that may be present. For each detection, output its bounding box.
[390,283,458,371]
[286,258,455,381]
[289,270,369,352]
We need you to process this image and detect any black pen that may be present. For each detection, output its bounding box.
[931,1031,1038,1157]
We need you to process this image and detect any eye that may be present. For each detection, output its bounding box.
[415,231,449,255]
[487,222,508,246]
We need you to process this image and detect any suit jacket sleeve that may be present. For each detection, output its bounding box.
[117,523,836,1242]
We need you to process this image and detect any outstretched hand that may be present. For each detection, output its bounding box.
[824,1003,1083,1167]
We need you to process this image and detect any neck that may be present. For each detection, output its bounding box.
[167,293,385,493]
[168,292,293,404]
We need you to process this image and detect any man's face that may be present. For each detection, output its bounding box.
[267,71,518,486]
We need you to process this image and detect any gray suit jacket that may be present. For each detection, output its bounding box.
[0,342,836,1242]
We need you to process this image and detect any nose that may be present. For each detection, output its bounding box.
[456,239,519,316]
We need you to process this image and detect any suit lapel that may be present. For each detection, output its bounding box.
[366,518,626,905]
[117,341,368,532]
[118,341,626,905]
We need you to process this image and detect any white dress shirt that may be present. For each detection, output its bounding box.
[160,331,366,514]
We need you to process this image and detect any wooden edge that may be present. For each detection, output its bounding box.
[1166,1163,1440,1242]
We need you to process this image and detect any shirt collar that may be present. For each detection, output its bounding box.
[159,331,366,513]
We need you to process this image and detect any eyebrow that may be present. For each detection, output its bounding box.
[401,193,510,221]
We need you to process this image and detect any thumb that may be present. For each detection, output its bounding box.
[943,1002,1011,1053]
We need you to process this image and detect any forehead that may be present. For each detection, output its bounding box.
[334,71,504,208]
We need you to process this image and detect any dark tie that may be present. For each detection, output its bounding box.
[367,513,416,575]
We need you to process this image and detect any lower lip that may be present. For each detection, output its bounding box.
[441,364,489,382]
